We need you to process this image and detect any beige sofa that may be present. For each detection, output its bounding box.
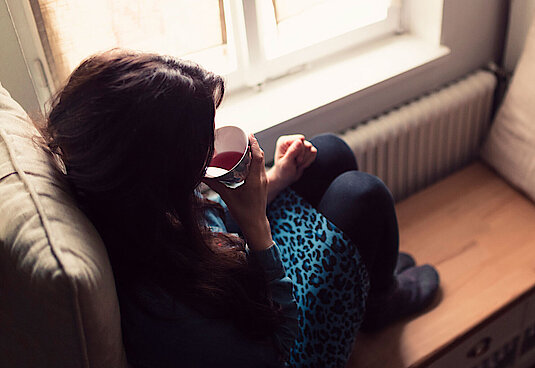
[0,83,128,368]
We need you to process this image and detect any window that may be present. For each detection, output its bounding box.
[30,0,236,85]
[27,0,401,92]
[267,0,395,58]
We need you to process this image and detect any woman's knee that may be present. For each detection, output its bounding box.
[292,134,358,206]
[309,133,358,172]
[326,171,394,210]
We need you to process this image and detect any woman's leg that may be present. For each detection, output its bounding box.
[290,134,439,332]
[315,171,399,293]
[300,170,439,332]
[291,133,358,208]
[291,134,398,292]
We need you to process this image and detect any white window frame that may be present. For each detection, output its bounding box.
[228,0,403,90]
[5,0,403,104]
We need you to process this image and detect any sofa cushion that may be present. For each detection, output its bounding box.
[481,14,535,202]
[0,83,128,368]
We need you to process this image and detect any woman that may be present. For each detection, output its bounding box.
[41,49,439,368]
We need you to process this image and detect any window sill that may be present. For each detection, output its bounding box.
[216,34,450,136]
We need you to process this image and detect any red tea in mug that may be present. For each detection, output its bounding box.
[210,151,243,171]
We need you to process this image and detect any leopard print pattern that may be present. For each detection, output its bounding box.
[267,189,370,368]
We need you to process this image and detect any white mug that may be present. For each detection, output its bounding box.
[205,126,251,188]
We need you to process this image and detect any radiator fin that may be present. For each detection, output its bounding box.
[340,70,497,201]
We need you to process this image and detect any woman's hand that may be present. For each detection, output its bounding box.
[203,134,273,251]
[266,134,317,203]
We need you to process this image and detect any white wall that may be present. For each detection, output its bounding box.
[505,0,535,72]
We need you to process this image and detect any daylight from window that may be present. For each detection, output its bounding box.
[31,0,395,89]
[33,0,232,80]
[266,0,392,58]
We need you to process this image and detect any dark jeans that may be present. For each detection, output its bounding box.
[292,133,399,293]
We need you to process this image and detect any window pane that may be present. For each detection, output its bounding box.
[268,0,393,57]
[273,0,326,23]
[31,0,229,83]
[273,0,392,25]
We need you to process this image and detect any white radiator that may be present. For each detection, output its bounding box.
[340,70,497,201]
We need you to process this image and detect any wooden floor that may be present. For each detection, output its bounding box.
[347,162,535,368]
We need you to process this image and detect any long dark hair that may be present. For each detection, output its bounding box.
[40,49,283,342]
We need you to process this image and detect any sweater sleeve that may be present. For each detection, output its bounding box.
[248,243,299,361]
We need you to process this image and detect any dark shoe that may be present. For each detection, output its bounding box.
[395,252,416,275]
[360,264,440,332]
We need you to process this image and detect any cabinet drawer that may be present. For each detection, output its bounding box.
[428,301,526,368]
[517,292,535,368]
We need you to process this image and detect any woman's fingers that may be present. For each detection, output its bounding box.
[297,140,316,167]
[297,140,312,165]
[275,135,305,160]
[284,139,304,162]
[249,134,264,164]
[275,136,316,170]
[246,134,266,181]
[277,134,305,148]
[301,144,317,168]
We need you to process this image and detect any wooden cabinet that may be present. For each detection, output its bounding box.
[518,292,535,368]
[428,298,528,368]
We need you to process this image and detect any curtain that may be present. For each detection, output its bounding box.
[29,0,226,86]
